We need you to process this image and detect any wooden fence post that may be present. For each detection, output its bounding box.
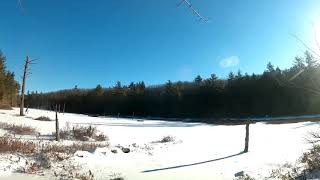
[55,105,60,141]
[63,103,66,114]
[244,120,250,153]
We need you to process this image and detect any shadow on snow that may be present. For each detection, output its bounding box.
[141,151,245,173]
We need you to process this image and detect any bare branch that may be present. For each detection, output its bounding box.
[312,22,320,52]
[291,33,320,58]
[17,0,25,12]
[29,58,38,62]
[177,0,209,22]
[305,131,320,144]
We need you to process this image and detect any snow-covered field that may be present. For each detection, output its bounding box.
[0,108,319,180]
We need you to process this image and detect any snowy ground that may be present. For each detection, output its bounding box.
[0,108,319,180]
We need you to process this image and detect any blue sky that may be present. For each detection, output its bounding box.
[0,0,320,92]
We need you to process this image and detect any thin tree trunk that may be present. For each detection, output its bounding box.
[20,56,29,116]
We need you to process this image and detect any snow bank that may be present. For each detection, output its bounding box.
[0,108,318,179]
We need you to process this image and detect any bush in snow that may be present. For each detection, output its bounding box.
[270,132,320,180]
[72,125,96,141]
[270,162,302,180]
[109,172,124,180]
[234,174,255,180]
[34,116,52,121]
[154,136,175,143]
[300,144,320,171]
[57,125,108,142]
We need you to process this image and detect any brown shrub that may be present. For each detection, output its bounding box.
[58,125,108,142]
[34,116,52,121]
[72,126,96,140]
[0,137,36,154]
[0,122,38,135]
[94,133,108,141]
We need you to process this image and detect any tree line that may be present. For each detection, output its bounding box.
[25,51,320,120]
[0,51,20,109]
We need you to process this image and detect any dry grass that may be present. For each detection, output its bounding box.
[76,171,95,180]
[0,104,13,110]
[109,173,124,180]
[41,142,109,154]
[58,125,108,142]
[234,174,255,180]
[34,116,52,121]
[0,137,36,154]
[0,122,38,135]
[270,162,302,180]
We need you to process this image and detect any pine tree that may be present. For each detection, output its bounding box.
[194,75,202,85]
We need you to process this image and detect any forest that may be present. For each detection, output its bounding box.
[25,51,320,119]
[0,51,19,109]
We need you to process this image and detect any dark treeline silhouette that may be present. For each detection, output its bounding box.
[26,52,320,119]
[0,51,19,109]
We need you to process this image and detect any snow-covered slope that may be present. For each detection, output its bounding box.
[0,108,318,180]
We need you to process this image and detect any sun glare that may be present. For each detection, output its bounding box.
[311,18,320,56]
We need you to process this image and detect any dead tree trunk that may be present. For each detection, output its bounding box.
[20,56,29,116]
[55,105,60,141]
[244,121,250,153]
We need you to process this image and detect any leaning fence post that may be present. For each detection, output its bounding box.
[244,120,250,153]
[55,104,60,141]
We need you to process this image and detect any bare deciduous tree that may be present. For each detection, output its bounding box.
[20,56,36,116]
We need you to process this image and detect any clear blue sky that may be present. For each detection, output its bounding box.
[0,0,319,92]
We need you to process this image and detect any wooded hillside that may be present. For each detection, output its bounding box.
[26,52,320,119]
